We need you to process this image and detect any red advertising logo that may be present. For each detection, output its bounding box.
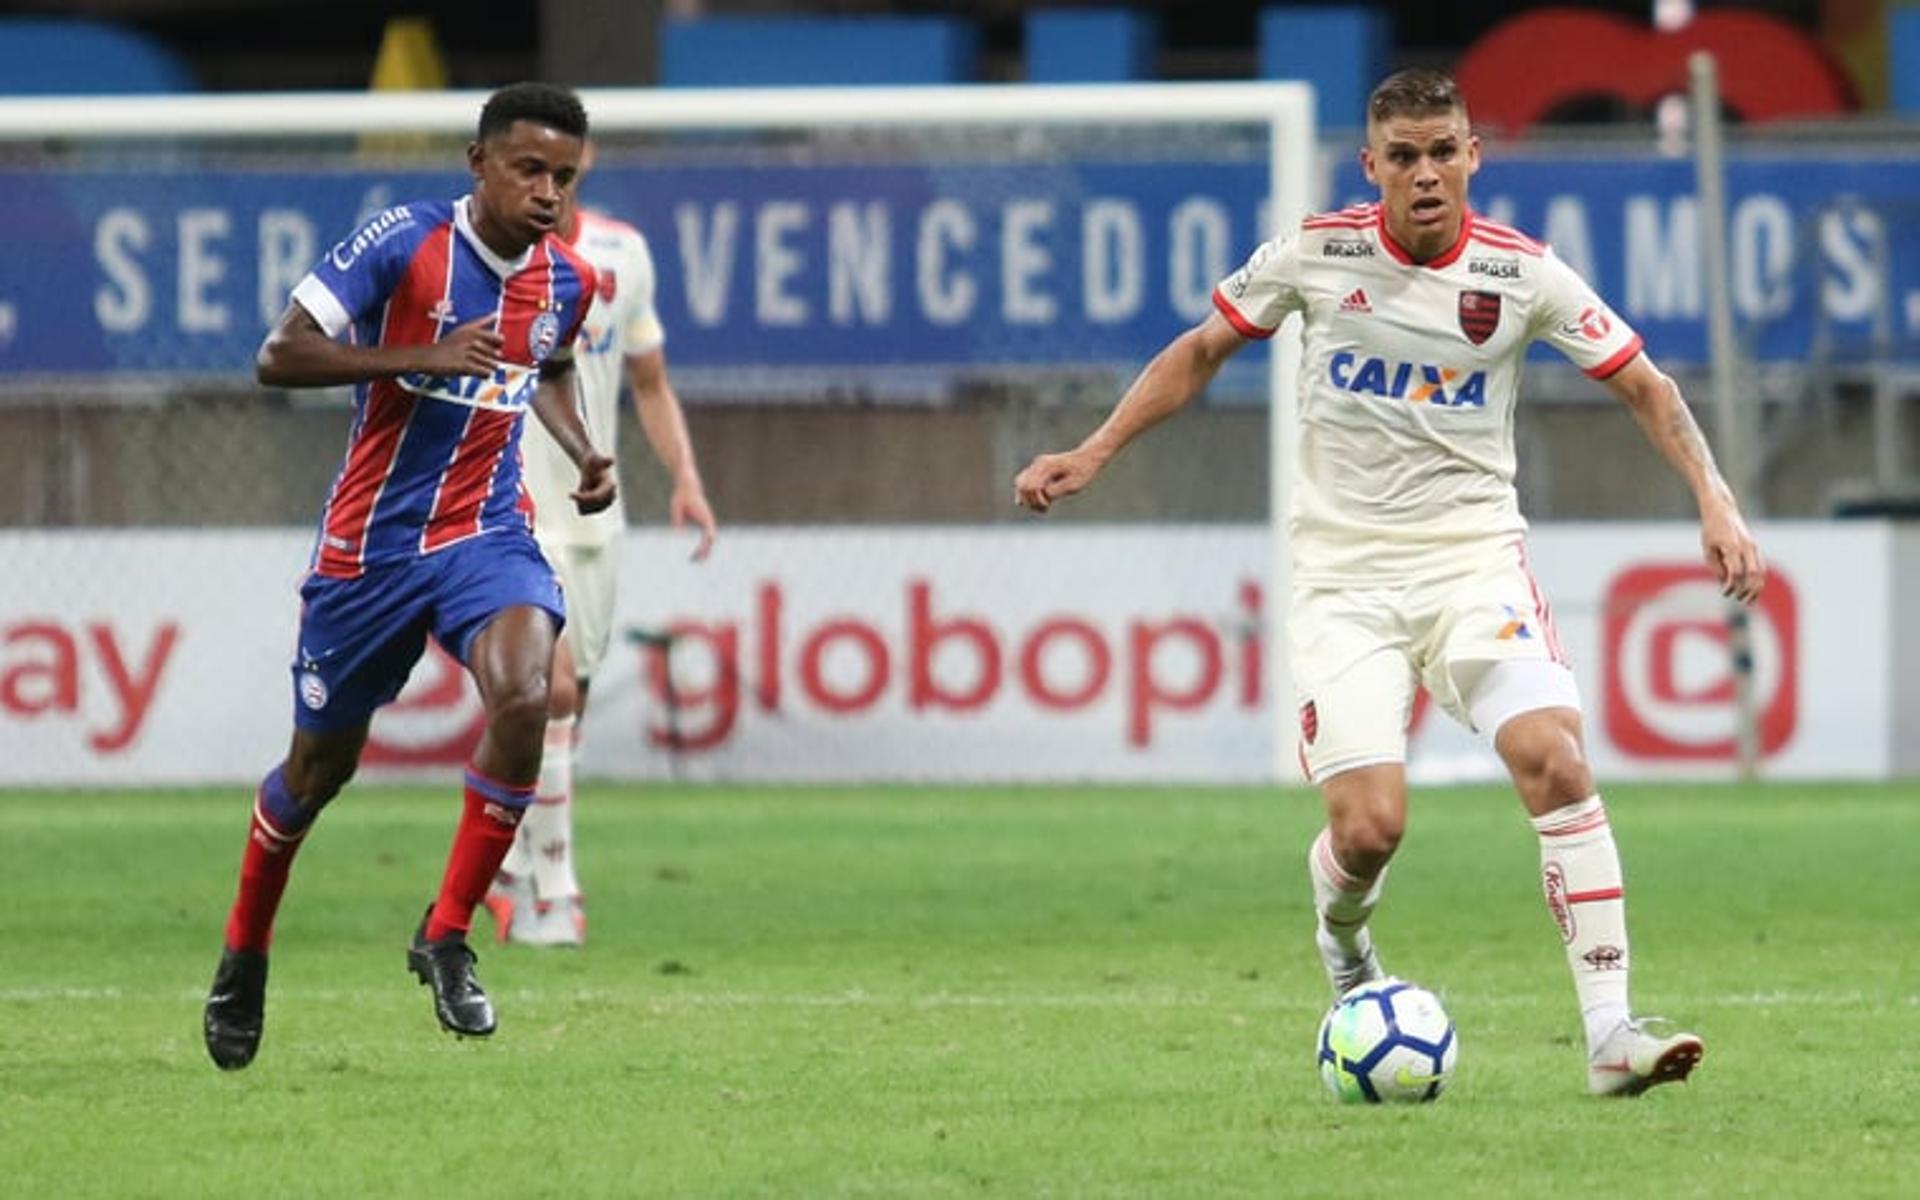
[636,577,1267,753]
[348,575,1269,767]
[0,617,179,753]
[1602,564,1797,760]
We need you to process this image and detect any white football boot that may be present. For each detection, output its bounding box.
[481,871,535,945]
[1587,1017,1704,1096]
[517,895,586,947]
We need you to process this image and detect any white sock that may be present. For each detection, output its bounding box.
[497,818,534,881]
[1531,795,1632,1050]
[1308,828,1387,959]
[524,716,580,902]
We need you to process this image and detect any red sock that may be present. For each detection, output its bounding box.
[426,767,534,940]
[223,778,311,953]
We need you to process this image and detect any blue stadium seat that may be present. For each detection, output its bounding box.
[1895,8,1920,115]
[661,16,978,87]
[0,18,198,95]
[1258,6,1390,130]
[1026,9,1159,83]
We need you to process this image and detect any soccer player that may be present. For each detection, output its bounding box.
[202,82,613,1070]
[1014,68,1765,1096]
[484,142,717,947]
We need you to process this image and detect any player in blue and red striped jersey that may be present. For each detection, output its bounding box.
[203,82,613,1070]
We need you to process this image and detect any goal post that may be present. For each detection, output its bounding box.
[0,82,1317,786]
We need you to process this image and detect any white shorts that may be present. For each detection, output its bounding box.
[540,539,619,681]
[1288,542,1581,783]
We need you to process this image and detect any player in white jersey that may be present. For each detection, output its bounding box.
[1015,69,1764,1096]
[487,143,718,947]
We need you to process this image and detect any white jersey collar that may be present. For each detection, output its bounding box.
[455,195,535,278]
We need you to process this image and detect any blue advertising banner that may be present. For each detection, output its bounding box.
[1333,153,1920,366]
[3,148,1918,381]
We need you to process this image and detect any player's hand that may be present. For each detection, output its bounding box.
[670,480,717,563]
[1014,450,1100,513]
[571,452,617,515]
[1701,498,1765,605]
[421,316,503,378]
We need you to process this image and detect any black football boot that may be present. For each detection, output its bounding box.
[406,905,497,1037]
[203,947,269,1070]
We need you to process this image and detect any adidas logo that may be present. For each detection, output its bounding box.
[1340,288,1372,313]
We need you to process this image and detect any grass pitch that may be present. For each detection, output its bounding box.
[1,782,1914,1197]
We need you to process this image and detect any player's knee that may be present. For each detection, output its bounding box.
[1332,809,1404,872]
[1512,739,1593,807]
[1499,711,1592,805]
[547,670,580,720]
[283,751,357,810]
[486,678,552,743]
[1535,748,1594,806]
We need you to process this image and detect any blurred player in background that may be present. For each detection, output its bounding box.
[1014,68,1765,1096]
[203,83,612,1069]
[484,141,717,947]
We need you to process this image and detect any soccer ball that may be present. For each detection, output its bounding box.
[1316,978,1458,1103]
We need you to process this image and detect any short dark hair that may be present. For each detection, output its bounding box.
[1367,68,1467,125]
[477,82,588,142]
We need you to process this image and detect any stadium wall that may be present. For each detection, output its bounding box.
[6,141,1918,525]
[1894,523,1920,775]
[0,521,1897,786]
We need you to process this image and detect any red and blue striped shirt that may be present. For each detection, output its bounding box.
[290,196,597,579]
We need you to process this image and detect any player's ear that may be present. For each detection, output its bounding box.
[466,140,486,177]
[1466,133,1482,177]
[1359,144,1377,186]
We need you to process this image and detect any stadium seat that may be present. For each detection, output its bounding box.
[1258,6,1390,131]
[660,16,978,87]
[1894,8,1920,114]
[1026,9,1159,83]
[0,18,197,95]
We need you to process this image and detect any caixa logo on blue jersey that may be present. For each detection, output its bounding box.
[1329,351,1488,408]
[398,362,539,412]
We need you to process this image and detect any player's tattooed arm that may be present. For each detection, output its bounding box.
[1605,353,1766,603]
[1605,353,1727,502]
[256,304,500,387]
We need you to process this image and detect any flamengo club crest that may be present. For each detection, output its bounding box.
[1458,289,1501,345]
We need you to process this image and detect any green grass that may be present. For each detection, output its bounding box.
[1,783,1914,1198]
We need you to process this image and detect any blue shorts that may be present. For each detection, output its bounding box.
[289,531,565,733]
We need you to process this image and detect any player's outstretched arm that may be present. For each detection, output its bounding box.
[531,354,617,515]
[627,348,716,562]
[256,306,501,388]
[1014,312,1247,513]
[1603,352,1766,604]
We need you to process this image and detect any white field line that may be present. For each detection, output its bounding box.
[1,986,1913,1009]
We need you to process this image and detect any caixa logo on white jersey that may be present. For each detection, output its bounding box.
[397,362,539,412]
[1328,351,1488,408]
